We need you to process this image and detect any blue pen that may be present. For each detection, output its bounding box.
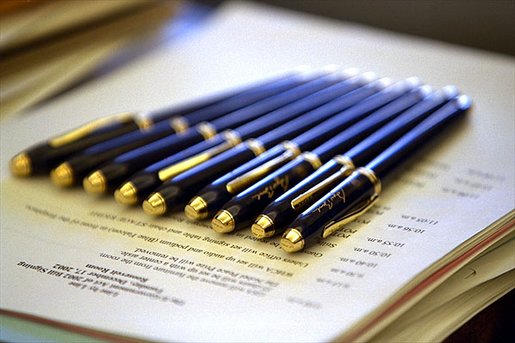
[254,86,460,238]
[281,95,472,252]
[210,79,427,233]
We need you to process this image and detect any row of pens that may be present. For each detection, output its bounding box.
[10,66,472,252]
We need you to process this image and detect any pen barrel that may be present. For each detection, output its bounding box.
[292,170,378,246]
[223,155,319,231]
[262,158,347,235]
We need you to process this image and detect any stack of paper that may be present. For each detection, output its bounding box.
[0,0,178,118]
[0,2,513,342]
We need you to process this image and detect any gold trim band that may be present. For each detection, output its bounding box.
[169,116,189,133]
[135,116,154,131]
[333,155,356,171]
[357,167,382,195]
[301,152,322,170]
[246,139,266,156]
[197,122,217,140]
[222,130,242,146]
[281,140,301,156]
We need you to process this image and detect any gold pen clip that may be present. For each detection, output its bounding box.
[225,141,300,195]
[48,112,136,148]
[291,155,355,210]
[321,167,381,238]
[157,130,241,181]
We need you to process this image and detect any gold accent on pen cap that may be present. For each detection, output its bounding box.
[169,116,189,133]
[359,167,381,195]
[135,116,154,130]
[197,122,217,140]
[291,156,356,210]
[252,214,275,238]
[50,162,75,187]
[9,153,32,177]
[222,129,242,146]
[280,228,304,253]
[142,192,167,216]
[211,210,235,233]
[83,171,108,194]
[321,167,381,239]
[245,139,266,157]
[157,135,240,182]
[226,142,300,195]
[48,112,135,148]
[185,196,209,220]
[114,182,139,205]
[332,155,356,169]
[301,151,322,169]
[281,140,301,156]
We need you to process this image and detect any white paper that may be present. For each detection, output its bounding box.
[371,270,515,343]
[1,2,514,342]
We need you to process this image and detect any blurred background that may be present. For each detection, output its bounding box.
[0,1,513,342]
[1,0,513,119]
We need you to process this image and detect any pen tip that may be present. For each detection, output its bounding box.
[185,196,208,220]
[280,229,305,253]
[211,210,235,233]
[142,193,167,216]
[251,214,275,238]
[9,153,32,177]
[50,162,75,187]
[83,171,107,195]
[114,182,138,205]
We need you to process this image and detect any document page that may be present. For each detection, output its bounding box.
[1,2,514,342]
